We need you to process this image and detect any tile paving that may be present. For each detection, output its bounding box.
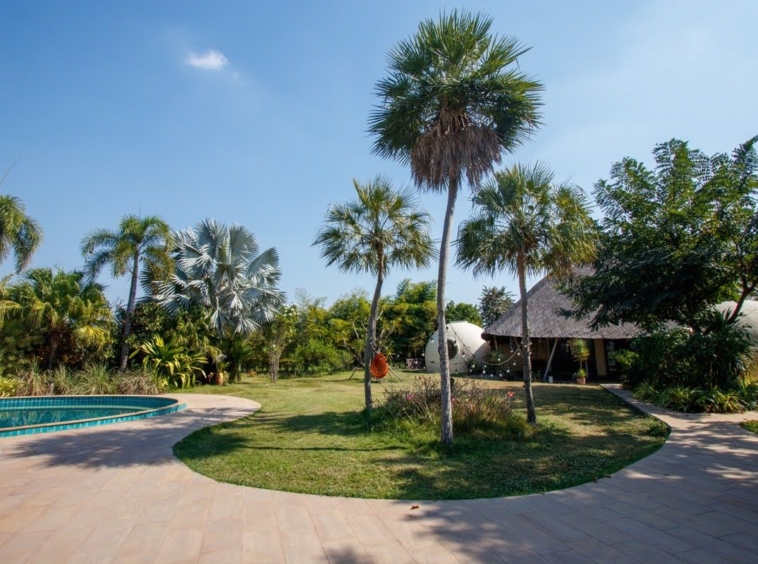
[0,387,756,563]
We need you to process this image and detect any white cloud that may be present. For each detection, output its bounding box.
[185,49,229,71]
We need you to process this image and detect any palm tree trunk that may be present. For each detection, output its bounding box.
[519,251,537,425]
[518,251,537,425]
[48,333,60,370]
[363,260,384,412]
[269,348,281,383]
[119,252,140,371]
[438,181,458,445]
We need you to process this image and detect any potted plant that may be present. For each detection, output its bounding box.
[574,367,587,385]
[570,339,591,384]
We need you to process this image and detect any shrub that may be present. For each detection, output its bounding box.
[72,364,117,395]
[115,370,167,395]
[703,388,745,414]
[0,376,18,397]
[655,386,704,413]
[134,335,205,388]
[378,375,529,437]
[288,339,350,376]
[619,315,751,391]
[49,366,73,395]
[16,363,51,396]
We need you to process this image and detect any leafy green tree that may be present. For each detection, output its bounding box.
[314,177,434,411]
[328,290,373,368]
[369,10,542,443]
[457,163,597,424]
[12,268,112,368]
[156,220,283,380]
[384,279,437,359]
[81,215,172,370]
[479,286,515,327]
[445,301,482,326]
[568,137,758,332]
[0,191,42,273]
[256,304,298,382]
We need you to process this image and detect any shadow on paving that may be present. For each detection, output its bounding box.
[0,405,249,469]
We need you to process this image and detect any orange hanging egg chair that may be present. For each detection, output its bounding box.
[370,352,389,379]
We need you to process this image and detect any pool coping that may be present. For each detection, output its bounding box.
[0,395,186,438]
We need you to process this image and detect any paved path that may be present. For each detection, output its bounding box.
[0,389,756,563]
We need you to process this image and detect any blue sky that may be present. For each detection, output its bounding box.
[2,0,756,310]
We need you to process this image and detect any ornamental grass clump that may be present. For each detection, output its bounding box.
[379,375,529,437]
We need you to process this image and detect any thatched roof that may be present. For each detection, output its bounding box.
[483,275,641,340]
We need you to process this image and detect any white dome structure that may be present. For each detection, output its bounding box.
[424,321,490,374]
[717,300,758,343]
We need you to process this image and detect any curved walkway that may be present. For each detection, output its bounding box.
[0,390,756,564]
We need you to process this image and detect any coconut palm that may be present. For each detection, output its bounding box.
[13,268,112,369]
[156,219,283,345]
[369,10,542,443]
[0,194,42,273]
[314,176,434,410]
[456,163,597,424]
[81,215,172,371]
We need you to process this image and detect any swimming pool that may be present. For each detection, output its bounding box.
[0,396,186,437]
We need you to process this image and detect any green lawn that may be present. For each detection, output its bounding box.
[741,420,758,434]
[174,373,669,500]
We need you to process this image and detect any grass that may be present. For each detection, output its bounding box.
[173,372,669,500]
[741,420,758,434]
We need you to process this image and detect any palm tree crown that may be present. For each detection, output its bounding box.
[314,176,434,410]
[456,162,597,424]
[369,10,542,190]
[0,194,42,273]
[457,163,597,278]
[156,219,283,336]
[81,214,172,370]
[314,176,435,276]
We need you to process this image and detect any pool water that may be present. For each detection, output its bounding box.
[0,406,145,429]
[0,396,185,437]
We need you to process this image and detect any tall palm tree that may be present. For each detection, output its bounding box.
[81,215,172,370]
[369,10,542,443]
[314,176,434,411]
[0,194,42,273]
[155,220,283,378]
[456,163,597,424]
[13,268,112,369]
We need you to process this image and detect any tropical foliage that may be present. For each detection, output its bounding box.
[314,176,434,410]
[10,268,112,369]
[0,176,43,273]
[134,335,206,389]
[370,9,542,443]
[567,137,758,331]
[479,286,515,327]
[82,214,171,370]
[456,162,597,424]
[156,219,283,336]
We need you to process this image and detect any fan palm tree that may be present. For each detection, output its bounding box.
[155,220,283,376]
[81,215,172,370]
[314,176,434,410]
[369,10,542,443]
[13,268,112,369]
[456,163,597,424]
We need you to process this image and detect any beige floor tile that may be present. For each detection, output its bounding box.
[155,526,205,563]
[243,527,285,563]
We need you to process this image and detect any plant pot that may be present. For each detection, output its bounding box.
[210,373,225,386]
[576,377,586,385]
